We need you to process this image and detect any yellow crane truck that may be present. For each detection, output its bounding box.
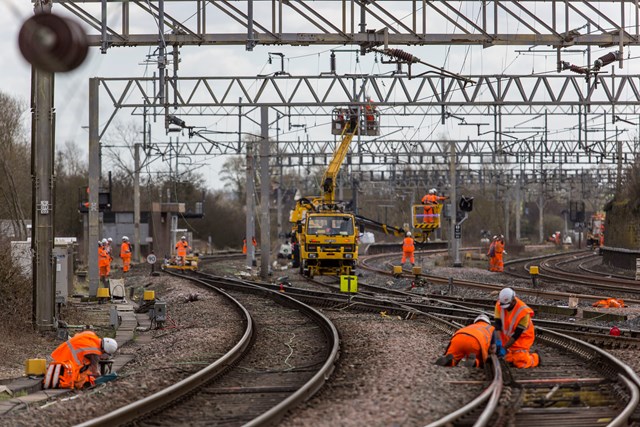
[289,105,379,277]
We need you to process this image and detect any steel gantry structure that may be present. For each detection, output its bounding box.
[55,1,640,50]
[95,72,640,171]
[30,0,640,328]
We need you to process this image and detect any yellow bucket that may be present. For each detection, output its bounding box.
[143,290,156,301]
[97,287,110,298]
[25,359,47,376]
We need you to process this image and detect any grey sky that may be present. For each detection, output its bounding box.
[2,1,637,192]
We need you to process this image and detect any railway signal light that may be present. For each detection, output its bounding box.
[459,196,474,213]
[18,13,88,73]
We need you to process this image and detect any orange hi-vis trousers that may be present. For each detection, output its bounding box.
[445,334,483,367]
[505,348,539,368]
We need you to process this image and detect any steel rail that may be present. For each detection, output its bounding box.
[76,273,255,427]
[191,271,342,427]
[537,327,640,427]
[424,355,502,427]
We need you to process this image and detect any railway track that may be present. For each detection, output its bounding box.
[428,327,640,426]
[507,251,640,297]
[79,271,339,427]
[360,251,640,305]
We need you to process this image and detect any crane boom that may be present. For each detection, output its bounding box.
[322,122,357,204]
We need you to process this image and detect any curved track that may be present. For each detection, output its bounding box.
[79,271,340,427]
[427,328,640,427]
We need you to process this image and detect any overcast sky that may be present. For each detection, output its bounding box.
[2,1,637,192]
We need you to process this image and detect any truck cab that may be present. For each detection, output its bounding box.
[299,212,358,277]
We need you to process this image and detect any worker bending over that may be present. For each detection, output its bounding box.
[44,330,117,389]
[401,231,415,267]
[494,288,540,368]
[435,314,498,368]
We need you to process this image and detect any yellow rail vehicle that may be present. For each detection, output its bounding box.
[299,212,357,278]
[162,254,199,271]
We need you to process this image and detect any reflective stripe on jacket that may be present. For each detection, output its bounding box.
[175,241,190,256]
[496,297,535,351]
[402,237,415,252]
[51,330,102,368]
[452,322,495,362]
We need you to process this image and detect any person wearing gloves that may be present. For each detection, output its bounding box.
[494,287,540,368]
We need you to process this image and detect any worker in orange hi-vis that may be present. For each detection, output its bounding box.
[487,235,497,271]
[98,240,110,287]
[401,231,415,267]
[421,188,448,224]
[593,298,625,308]
[494,288,540,368]
[175,235,191,266]
[435,314,496,368]
[120,236,132,274]
[44,330,117,389]
[493,235,506,272]
[242,238,247,254]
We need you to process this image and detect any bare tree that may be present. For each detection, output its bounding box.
[0,92,30,239]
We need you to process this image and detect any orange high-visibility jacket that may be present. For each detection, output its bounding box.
[51,330,103,372]
[450,322,495,363]
[98,246,110,267]
[120,241,131,258]
[495,297,535,351]
[175,240,190,257]
[402,237,415,252]
[494,240,504,255]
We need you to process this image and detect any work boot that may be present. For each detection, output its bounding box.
[461,353,477,368]
[435,354,453,366]
[535,351,543,367]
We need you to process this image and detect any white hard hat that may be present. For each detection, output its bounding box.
[181,235,186,240]
[101,238,108,244]
[474,314,491,324]
[429,188,436,194]
[102,337,118,355]
[498,288,516,306]
[492,235,498,240]
[122,236,129,241]
[406,231,412,237]
[107,237,113,243]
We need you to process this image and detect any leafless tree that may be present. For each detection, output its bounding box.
[0,92,30,239]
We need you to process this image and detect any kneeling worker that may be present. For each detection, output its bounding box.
[44,330,118,389]
[435,314,496,368]
[494,287,540,368]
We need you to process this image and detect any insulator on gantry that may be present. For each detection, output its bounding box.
[559,61,587,75]
[593,51,622,71]
[383,48,419,63]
